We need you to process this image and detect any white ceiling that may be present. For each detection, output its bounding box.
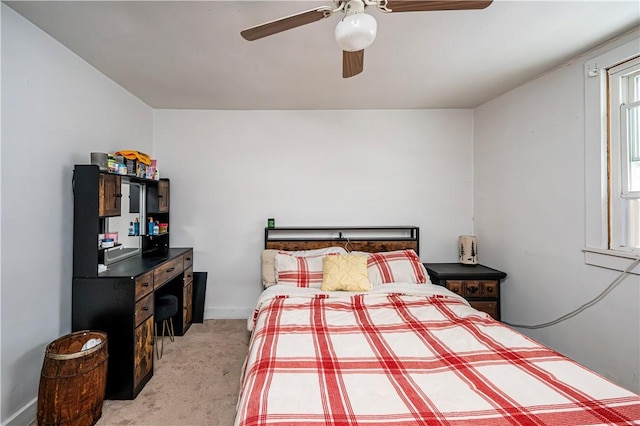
[4,0,639,110]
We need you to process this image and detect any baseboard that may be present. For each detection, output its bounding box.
[2,397,36,426]
[205,306,252,320]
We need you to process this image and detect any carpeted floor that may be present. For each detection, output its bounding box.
[96,319,250,426]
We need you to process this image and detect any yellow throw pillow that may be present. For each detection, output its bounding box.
[321,254,371,292]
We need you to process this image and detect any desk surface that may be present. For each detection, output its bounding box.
[99,247,192,278]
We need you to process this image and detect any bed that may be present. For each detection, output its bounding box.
[235,227,640,425]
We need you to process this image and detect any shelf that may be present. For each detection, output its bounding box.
[264,226,420,253]
[104,172,159,184]
[99,243,122,252]
[144,232,169,239]
[265,226,418,240]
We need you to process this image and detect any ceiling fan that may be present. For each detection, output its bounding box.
[241,0,493,78]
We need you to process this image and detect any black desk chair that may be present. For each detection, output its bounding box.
[154,294,178,360]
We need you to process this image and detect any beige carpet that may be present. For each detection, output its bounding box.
[96,319,249,426]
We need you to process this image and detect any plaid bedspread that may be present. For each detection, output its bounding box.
[235,284,640,425]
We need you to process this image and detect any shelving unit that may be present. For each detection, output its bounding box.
[72,164,192,400]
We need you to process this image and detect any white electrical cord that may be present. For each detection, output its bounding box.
[504,257,640,329]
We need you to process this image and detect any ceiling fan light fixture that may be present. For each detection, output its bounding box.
[334,12,377,52]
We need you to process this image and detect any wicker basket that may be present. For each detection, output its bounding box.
[37,330,108,426]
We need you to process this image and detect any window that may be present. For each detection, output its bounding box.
[609,57,640,253]
[584,35,640,272]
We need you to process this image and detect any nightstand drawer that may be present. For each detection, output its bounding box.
[469,301,497,320]
[482,280,498,296]
[445,280,464,296]
[446,280,498,298]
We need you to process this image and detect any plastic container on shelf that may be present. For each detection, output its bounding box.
[101,238,114,248]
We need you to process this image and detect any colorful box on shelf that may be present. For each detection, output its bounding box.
[104,232,118,243]
[114,150,153,178]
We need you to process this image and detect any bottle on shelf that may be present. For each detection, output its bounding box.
[148,217,154,235]
[153,221,159,236]
[128,222,134,236]
[133,218,140,236]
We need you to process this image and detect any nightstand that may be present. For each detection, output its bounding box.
[423,263,507,321]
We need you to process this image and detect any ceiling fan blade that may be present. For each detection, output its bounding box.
[382,0,492,12]
[241,6,333,41]
[343,50,364,78]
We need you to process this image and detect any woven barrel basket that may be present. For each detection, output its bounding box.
[37,330,108,426]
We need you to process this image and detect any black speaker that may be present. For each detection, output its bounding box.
[192,272,208,323]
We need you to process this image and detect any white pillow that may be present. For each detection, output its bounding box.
[261,249,279,287]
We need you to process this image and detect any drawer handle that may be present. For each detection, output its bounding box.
[451,288,459,293]
[467,286,479,294]
[486,287,493,292]
[143,282,150,287]
[186,257,191,261]
[143,306,149,311]
[166,267,175,273]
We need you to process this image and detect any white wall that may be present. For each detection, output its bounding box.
[153,109,474,318]
[0,6,153,424]
[474,31,640,393]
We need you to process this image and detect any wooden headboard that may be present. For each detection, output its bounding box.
[264,226,419,254]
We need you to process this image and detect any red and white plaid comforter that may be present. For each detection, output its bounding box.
[235,284,640,425]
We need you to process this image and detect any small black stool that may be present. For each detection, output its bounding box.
[154,294,178,360]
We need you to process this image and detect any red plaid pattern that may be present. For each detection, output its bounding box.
[236,288,640,425]
[367,249,428,285]
[275,253,340,288]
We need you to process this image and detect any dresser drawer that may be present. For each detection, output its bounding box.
[154,257,183,289]
[184,266,193,286]
[446,280,498,298]
[135,271,154,301]
[183,281,193,327]
[183,250,193,270]
[135,293,154,326]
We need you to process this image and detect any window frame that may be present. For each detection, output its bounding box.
[609,57,640,253]
[584,35,640,273]
[610,59,640,199]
